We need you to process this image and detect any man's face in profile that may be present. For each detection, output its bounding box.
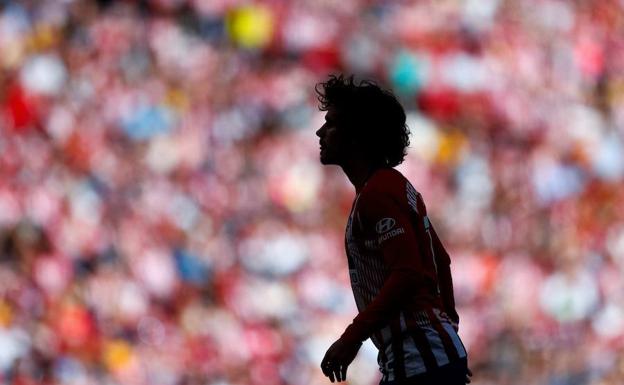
[316,108,347,166]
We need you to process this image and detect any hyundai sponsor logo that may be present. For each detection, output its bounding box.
[378,227,405,242]
[375,217,396,234]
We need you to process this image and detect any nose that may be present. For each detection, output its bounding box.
[316,125,324,138]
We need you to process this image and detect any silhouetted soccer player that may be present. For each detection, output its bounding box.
[316,75,472,385]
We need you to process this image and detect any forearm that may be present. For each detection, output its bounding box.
[340,269,420,344]
[431,227,459,326]
[437,261,459,326]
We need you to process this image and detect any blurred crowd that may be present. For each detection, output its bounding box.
[1,0,624,384]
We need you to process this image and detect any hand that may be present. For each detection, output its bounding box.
[320,338,362,383]
[465,367,473,384]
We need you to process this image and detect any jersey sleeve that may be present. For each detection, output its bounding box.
[359,186,425,272]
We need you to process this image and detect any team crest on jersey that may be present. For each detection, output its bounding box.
[376,218,396,234]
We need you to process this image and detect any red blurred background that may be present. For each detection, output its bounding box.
[1,1,624,384]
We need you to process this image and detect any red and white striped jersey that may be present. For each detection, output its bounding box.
[340,167,467,383]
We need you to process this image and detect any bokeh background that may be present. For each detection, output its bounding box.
[1,0,624,384]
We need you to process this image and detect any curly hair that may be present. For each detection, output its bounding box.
[315,74,410,167]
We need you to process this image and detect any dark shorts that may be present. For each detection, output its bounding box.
[379,357,469,385]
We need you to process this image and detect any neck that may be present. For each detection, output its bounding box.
[341,160,381,194]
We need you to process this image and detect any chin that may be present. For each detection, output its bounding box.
[320,149,342,165]
[320,155,339,166]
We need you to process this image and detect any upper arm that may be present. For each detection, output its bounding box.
[358,188,423,272]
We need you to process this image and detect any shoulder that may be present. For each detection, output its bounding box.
[357,168,409,213]
[362,168,407,198]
